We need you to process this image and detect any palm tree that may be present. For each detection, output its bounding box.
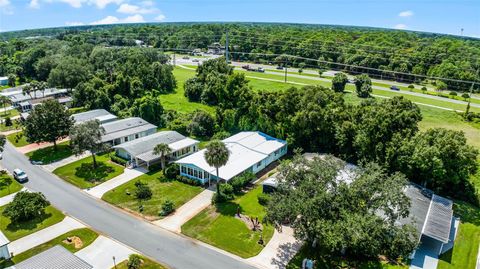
[153,143,172,174]
[204,140,230,194]
[0,96,10,117]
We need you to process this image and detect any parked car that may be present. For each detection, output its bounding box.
[13,168,28,183]
[276,66,284,70]
[390,85,400,91]
[182,56,190,60]
[192,59,199,63]
[257,67,265,73]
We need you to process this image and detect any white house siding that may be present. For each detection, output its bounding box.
[0,245,10,259]
[179,164,211,184]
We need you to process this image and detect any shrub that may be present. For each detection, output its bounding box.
[165,163,179,179]
[230,171,256,193]
[148,163,162,172]
[160,200,175,216]
[3,192,50,223]
[421,86,427,92]
[176,175,202,186]
[449,91,457,96]
[212,131,231,140]
[257,193,271,206]
[213,183,235,203]
[110,155,128,166]
[127,254,142,269]
[134,181,152,200]
[408,84,414,89]
[461,93,470,100]
[4,117,12,126]
[187,110,215,138]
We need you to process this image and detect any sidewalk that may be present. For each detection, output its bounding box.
[153,187,214,233]
[8,216,85,254]
[85,167,148,198]
[246,226,301,269]
[42,151,90,172]
[0,187,28,206]
[76,235,136,268]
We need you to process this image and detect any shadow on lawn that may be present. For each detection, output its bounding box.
[453,201,480,225]
[75,162,114,182]
[5,211,53,233]
[0,176,12,191]
[28,144,72,163]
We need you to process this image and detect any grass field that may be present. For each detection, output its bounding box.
[103,170,202,220]
[182,185,275,258]
[0,109,20,119]
[0,205,65,241]
[114,255,167,269]
[0,174,22,198]
[26,141,73,164]
[6,131,29,147]
[53,152,124,189]
[10,228,98,265]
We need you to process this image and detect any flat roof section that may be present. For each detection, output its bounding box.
[101,117,157,142]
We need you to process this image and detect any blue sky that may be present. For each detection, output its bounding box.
[0,0,479,37]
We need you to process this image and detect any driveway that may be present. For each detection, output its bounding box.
[85,167,147,198]
[1,142,255,269]
[76,235,136,269]
[8,216,85,254]
[42,151,90,172]
[154,187,215,233]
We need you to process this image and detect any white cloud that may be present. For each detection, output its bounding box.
[154,14,166,21]
[90,0,123,9]
[29,0,40,8]
[65,21,85,26]
[0,0,10,7]
[398,10,414,17]
[0,0,13,14]
[90,14,145,25]
[38,0,123,9]
[117,3,156,14]
[394,24,407,30]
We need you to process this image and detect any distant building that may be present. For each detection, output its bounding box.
[207,42,225,55]
[7,88,69,108]
[0,231,10,260]
[176,131,287,184]
[101,117,157,146]
[113,131,199,167]
[12,245,92,269]
[0,76,8,86]
[72,109,118,125]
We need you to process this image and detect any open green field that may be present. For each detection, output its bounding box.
[53,152,124,189]
[0,205,65,241]
[182,185,275,258]
[0,174,22,198]
[6,131,29,147]
[114,255,167,269]
[103,170,203,220]
[26,141,73,164]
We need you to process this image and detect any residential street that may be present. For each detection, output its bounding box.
[1,142,255,269]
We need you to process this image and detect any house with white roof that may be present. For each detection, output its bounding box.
[113,131,199,167]
[72,109,118,125]
[101,117,157,146]
[176,131,287,184]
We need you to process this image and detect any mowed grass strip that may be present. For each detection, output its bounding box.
[0,174,23,198]
[182,185,274,258]
[53,152,124,189]
[0,205,65,241]
[25,141,73,164]
[11,228,99,264]
[114,255,168,269]
[6,131,29,147]
[103,170,203,220]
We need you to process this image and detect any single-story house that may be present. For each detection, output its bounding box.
[113,130,199,167]
[72,109,118,125]
[0,231,10,260]
[0,76,8,86]
[10,245,93,269]
[101,117,157,146]
[7,88,68,108]
[176,131,287,184]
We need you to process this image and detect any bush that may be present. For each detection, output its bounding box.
[213,183,235,203]
[449,91,458,96]
[134,181,152,200]
[187,110,215,138]
[230,171,256,193]
[4,117,12,126]
[408,84,414,89]
[176,175,202,186]
[257,193,271,206]
[147,163,162,172]
[212,131,231,140]
[462,93,470,100]
[110,155,128,166]
[160,200,175,216]
[165,163,179,179]
[127,254,142,269]
[3,192,50,223]
[421,86,427,92]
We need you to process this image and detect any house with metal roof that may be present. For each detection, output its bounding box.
[113,131,199,167]
[7,88,69,108]
[0,231,10,260]
[72,109,118,125]
[176,131,287,184]
[9,245,92,269]
[101,117,157,146]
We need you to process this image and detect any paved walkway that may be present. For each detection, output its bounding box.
[0,187,28,206]
[42,151,91,172]
[0,129,21,136]
[76,235,136,269]
[154,187,215,233]
[85,167,147,198]
[477,242,480,269]
[8,216,85,254]
[17,137,70,154]
[247,226,301,269]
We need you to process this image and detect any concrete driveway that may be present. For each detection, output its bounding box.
[76,235,136,269]
[85,167,147,198]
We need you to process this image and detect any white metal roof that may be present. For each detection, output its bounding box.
[72,109,117,124]
[0,231,9,246]
[101,117,157,142]
[11,245,93,269]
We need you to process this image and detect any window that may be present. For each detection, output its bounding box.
[204,171,209,179]
[181,166,186,173]
[188,167,192,176]
[124,136,129,142]
[135,134,139,139]
[194,170,198,178]
[256,161,262,168]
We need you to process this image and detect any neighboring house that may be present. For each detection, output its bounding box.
[10,245,92,269]
[101,117,157,146]
[0,76,8,86]
[0,231,10,260]
[72,109,118,125]
[7,88,68,108]
[176,131,287,184]
[113,131,199,167]
[207,42,225,55]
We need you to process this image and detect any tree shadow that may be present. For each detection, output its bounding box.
[214,201,239,217]
[0,176,12,191]
[453,200,480,225]
[75,162,114,182]
[439,248,453,264]
[6,211,52,233]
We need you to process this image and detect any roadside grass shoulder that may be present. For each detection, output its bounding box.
[6,131,29,147]
[0,174,22,198]
[0,205,65,241]
[25,141,73,164]
[114,255,167,269]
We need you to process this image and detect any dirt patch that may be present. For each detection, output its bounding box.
[62,236,83,249]
[235,213,263,231]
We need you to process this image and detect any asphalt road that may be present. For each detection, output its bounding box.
[1,142,256,269]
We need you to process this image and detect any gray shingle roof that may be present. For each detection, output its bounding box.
[72,109,117,124]
[113,131,186,157]
[12,245,93,269]
[101,117,157,142]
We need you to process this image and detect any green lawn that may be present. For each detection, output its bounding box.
[182,185,275,258]
[10,228,98,265]
[53,152,124,189]
[0,205,65,241]
[103,170,203,220]
[0,121,21,132]
[6,131,29,147]
[437,201,480,269]
[26,141,73,164]
[114,255,167,269]
[0,174,22,198]
[0,109,20,119]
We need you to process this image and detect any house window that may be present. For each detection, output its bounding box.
[135,134,139,139]
[256,161,262,168]
[181,166,186,174]
[188,167,192,176]
[124,136,129,142]
[204,171,209,179]
[194,170,198,178]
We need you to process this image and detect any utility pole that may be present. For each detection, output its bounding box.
[284,65,288,83]
[225,29,229,64]
[173,51,176,67]
[465,69,478,117]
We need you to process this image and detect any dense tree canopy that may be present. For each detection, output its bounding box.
[3,191,50,223]
[70,120,108,169]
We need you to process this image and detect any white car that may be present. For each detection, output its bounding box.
[13,168,28,183]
